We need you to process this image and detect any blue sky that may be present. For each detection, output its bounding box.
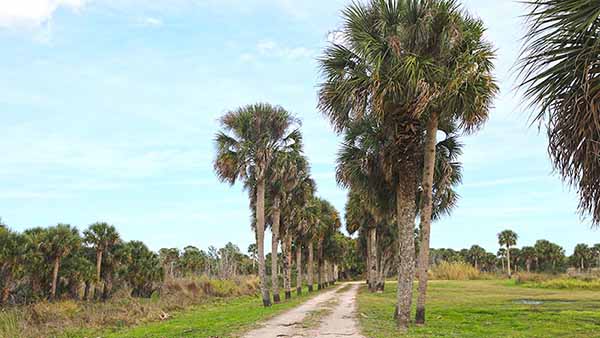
[0,0,597,255]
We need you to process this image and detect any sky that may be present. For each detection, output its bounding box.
[0,0,598,255]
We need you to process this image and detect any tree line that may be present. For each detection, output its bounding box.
[433,231,600,275]
[0,219,302,305]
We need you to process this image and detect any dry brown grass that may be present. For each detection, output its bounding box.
[0,275,260,338]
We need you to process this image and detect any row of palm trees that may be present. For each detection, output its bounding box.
[0,222,162,304]
[318,0,497,329]
[213,103,343,306]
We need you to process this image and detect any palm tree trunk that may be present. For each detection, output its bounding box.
[95,250,103,299]
[368,227,378,292]
[317,238,324,289]
[283,233,292,300]
[506,247,512,277]
[51,257,60,300]
[296,243,302,295]
[308,241,314,292]
[271,197,281,303]
[366,233,371,288]
[396,174,418,330]
[415,111,437,324]
[256,178,271,307]
[1,274,11,304]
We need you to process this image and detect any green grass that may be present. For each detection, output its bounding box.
[524,278,600,290]
[357,280,600,338]
[66,285,324,338]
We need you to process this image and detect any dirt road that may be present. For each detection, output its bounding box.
[241,283,365,338]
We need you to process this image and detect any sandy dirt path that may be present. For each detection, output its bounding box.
[241,283,365,338]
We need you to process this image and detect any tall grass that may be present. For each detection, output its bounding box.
[515,272,600,290]
[428,262,481,280]
[0,276,260,338]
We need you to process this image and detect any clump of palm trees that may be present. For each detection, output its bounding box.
[214,103,345,307]
[319,0,497,330]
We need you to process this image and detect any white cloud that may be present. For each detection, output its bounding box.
[246,39,315,62]
[140,16,162,27]
[0,0,87,28]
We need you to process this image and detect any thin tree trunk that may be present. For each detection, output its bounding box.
[283,233,292,300]
[296,243,302,295]
[84,281,91,300]
[366,231,371,288]
[308,241,314,292]
[506,247,512,277]
[51,257,60,300]
[317,238,324,289]
[95,250,103,300]
[415,111,437,324]
[526,260,531,273]
[396,176,418,330]
[368,227,378,292]
[257,178,271,307]
[271,197,281,303]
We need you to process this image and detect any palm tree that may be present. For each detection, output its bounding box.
[159,248,180,280]
[497,230,518,277]
[319,1,463,328]
[42,224,81,300]
[414,3,498,324]
[467,245,486,270]
[573,244,592,271]
[83,222,120,298]
[521,246,536,273]
[517,0,600,225]
[214,103,301,307]
[303,197,320,292]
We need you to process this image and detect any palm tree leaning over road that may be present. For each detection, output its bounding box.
[498,230,518,277]
[517,0,600,225]
[83,222,121,299]
[214,103,301,307]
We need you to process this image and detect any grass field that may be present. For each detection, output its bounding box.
[67,286,323,338]
[357,280,600,338]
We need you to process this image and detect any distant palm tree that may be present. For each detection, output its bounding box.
[518,0,600,225]
[42,224,81,300]
[214,103,301,307]
[521,246,537,273]
[498,230,518,277]
[159,248,180,280]
[83,222,120,298]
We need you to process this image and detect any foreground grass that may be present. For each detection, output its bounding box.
[72,285,324,338]
[357,280,600,338]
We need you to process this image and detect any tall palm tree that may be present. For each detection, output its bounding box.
[83,222,120,298]
[303,197,320,292]
[517,0,600,225]
[214,103,301,307]
[319,1,450,328]
[42,224,81,300]
[498,230,518,277]
[414,2,498,324]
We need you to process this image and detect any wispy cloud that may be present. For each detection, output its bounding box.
[0,0,87,28]
[242,39,315,63]
[139,16,162,27]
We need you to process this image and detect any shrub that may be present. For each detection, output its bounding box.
[429,261,480,280]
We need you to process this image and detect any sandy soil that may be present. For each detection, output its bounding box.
[241,283,365,338]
